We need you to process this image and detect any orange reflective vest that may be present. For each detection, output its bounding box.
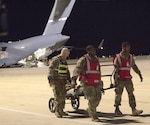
[116,54,132,81]
[79,55,101,86]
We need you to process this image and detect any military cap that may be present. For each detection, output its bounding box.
[86,45,96,51]
[121,42,130,47]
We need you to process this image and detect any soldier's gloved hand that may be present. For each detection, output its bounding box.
[68,79,71,84]
[139,74,143,82]
[71,79,77,88]
[66,80,71,85]
[48,76,54,83]
[114,82,118,87]
[49,83,54,87]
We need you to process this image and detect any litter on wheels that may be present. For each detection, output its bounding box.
[48,85,83,113]
[48,64,116,113]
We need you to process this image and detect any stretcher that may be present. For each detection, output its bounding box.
[48,85,84,113]
[48,64,116,113]
[48,84,116,113]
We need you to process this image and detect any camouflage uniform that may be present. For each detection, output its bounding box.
[114,52,143,115]
[48,55,70,117]
[72,55,103,120]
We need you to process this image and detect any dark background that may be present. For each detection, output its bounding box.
[1,0,150,58]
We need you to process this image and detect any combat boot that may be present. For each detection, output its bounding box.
[55,111,62,118]
[59,110,68,116]
[91,115,100,122]
[86,108,100,122]
[132,108,143,116]
[115,107,123,115]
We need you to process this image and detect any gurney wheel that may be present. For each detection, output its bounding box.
[49,98,55,113]
[71,97,79,110]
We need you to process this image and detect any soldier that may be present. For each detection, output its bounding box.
[71,45,103,122]
[48,48,71,118]
[113,42,143,116]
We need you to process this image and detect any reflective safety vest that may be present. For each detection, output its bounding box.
[116,54,132,81]
[58,60,68,77]
[79,55,101,86]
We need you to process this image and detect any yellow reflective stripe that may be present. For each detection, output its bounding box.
[58,70,67,73]
[59,64,68,68]
[58,63,68,76]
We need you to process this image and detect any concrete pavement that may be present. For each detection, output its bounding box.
[0,59,150,125]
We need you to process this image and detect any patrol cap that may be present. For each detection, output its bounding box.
[86,45,96,51]
[121,42,130,47]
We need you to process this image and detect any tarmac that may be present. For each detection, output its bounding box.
[0,58,150,125]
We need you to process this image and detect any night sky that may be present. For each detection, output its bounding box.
[1,0,150,58]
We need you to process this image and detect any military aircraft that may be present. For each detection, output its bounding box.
[0,0,76,67]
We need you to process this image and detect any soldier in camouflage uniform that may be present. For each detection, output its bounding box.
[48,48,71,118]
[113,42,143,116]
[71,45,103,122]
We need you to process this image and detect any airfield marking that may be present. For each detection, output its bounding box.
[0,106,53,118]
[0,107,101,125]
